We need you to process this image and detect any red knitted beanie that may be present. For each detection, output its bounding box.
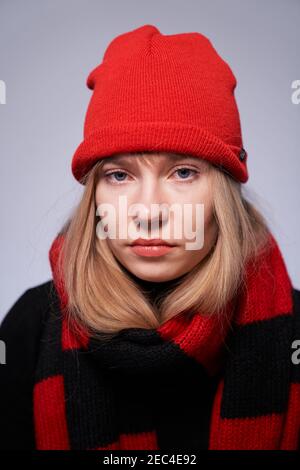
[71,24,248,184]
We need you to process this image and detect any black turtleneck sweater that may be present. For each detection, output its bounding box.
[125,269,188,305]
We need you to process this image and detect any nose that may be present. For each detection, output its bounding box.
[130,178,169,230]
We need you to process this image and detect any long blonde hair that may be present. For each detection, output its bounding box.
[56,152,271,340]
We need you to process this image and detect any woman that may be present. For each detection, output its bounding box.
[1,24,299,451]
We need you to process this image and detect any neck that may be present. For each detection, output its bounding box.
[124,269,187,304]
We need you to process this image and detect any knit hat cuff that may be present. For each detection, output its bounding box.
[71,122,248,184]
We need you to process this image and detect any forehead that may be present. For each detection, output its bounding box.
[102,152,206,167]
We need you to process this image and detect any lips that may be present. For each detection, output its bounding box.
[131,238,176,247]
[130,245,175,257]
[129,239,176,257]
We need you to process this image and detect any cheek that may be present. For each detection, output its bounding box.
[95,184,121,217]
[190,194,214,234]
[95,183,114,206]
[106,238,117,253]
[95,184,103,208]
[203,201,215,228]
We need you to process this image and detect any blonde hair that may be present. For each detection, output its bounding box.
[57,152,271,341]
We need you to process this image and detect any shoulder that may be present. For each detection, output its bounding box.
[291,287,300,400]
[0,279,61,371]
[292,287,300,314]
[0,280,58,450]
[292,287,300,353]
[292,287,300,339]
[0,279,59,371]
[0,280,56,339]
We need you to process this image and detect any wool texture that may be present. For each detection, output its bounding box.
[71,24,249,185]
[32,232,300,450]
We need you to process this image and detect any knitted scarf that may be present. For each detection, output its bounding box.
[33,232,300,450]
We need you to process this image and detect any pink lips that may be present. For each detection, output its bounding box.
[130,238,176,257]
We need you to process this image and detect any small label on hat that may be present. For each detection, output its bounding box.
[239,148,247,161]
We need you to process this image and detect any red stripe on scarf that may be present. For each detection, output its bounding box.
[33,375,70,450]
[234,234,293,325]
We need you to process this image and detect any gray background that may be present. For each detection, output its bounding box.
[0,0,299,320]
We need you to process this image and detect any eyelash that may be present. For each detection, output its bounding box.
[104,166,199,184]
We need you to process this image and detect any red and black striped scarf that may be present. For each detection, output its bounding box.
[33,232,300,450]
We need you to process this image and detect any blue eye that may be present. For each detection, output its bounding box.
[106,171,128,182]
[175,168,197,179]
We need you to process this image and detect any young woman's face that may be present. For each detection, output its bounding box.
[95,152,218,282]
